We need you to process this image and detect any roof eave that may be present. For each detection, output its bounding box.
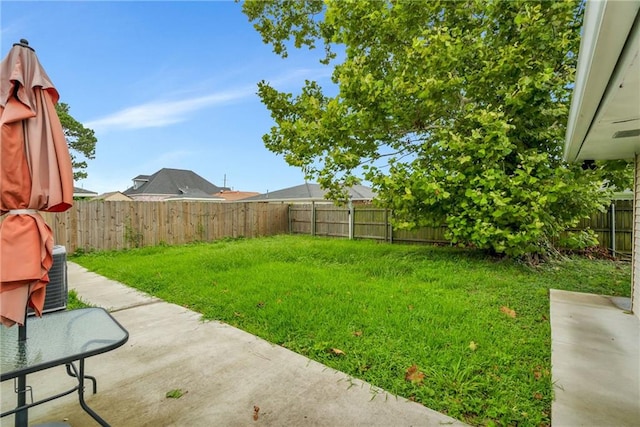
[564,0,640,163]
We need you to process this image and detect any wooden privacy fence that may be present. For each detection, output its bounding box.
[289,200,634,256]
[37,201,289,253]
[565,199,633,257]
[1,199,631,255]
[288,203,449,244]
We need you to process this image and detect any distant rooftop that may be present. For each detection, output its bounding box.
[213,190,261,201]
[242,183,375,202]
[73,186,98,198]
[123,168,226,196]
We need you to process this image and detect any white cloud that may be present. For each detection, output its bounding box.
[84,68,333,133]
[84,86,255,132]
[1,20,27,41]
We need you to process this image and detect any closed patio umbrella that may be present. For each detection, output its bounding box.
[0,38,74,427]
[0,39,74,328]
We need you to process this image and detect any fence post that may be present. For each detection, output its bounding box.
[384,209,389,242]
[611,202,616,256]
[288,204,292,234]
[311,201,316,236]
[348,198,354,240]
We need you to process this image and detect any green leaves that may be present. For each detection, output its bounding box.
[56,102,97,181]
[242,0,327,59]
[244,0,627,258]
[165,389,185,399]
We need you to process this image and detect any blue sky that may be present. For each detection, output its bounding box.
[1,1,334,195]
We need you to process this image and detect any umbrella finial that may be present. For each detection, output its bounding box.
[14,39,35,52]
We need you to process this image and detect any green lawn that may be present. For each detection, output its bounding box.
[71,235,630,426]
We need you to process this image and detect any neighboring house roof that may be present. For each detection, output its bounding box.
[242,183,375,202]
[73,186,98,198]
[123,168,227,197]
[213,190,261,201]
[564,1,640,162]
[93,191,133,201]
[166,188,225,201]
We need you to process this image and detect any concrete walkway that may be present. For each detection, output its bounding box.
[550,289,640,426]
[1,263,466,427]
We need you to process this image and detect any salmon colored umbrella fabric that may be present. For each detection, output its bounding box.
[0,41,74,327]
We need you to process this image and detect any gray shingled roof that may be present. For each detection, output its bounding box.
[242,183,375,201]
[73,187,98,196]
[124,168,225,196]
[166,188,224,200]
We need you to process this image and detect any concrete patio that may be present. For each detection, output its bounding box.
[550,289,639,426]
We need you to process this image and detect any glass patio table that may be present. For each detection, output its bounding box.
[1,307,129,426]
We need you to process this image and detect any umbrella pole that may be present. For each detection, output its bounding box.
[15,319,28,427]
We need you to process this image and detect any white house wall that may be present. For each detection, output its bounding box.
[632,156,639,316]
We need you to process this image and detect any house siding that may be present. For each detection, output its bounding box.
[633,154,640,319]
[128,194,169,202]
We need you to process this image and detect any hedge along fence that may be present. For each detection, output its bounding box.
[36,200,290,253]
[289,200,633,257]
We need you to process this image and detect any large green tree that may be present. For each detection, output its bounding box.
[243,0,630,258]
[55,102,97,181]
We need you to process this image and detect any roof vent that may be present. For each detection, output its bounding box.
[613,129,640,138]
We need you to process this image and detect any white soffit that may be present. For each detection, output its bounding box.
[564,1,640,162]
